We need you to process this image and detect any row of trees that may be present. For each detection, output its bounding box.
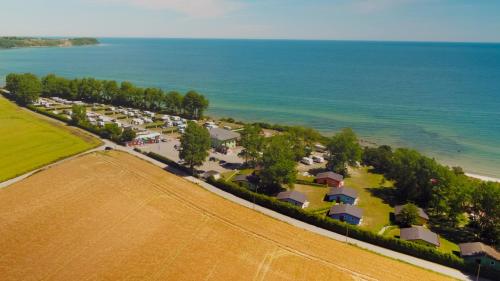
[5,73,209,119]
[363,145,500,244]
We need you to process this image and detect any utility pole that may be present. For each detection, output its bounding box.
[476,263,481,281]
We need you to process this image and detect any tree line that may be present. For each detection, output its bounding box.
[5,73,209,119]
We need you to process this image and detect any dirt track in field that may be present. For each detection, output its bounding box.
[0,151,454,281]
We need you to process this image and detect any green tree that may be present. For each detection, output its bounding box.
[326,128,362,176]
[259,136,297,194]
[165,91,183,115]
[362,145,393,173]
[398,203,420,227]
[101,123,122,142]
[179,121,211,172]
[182,91,209,119]
[238,124,264,166]
[6,73,41,105]
[469,182,500,244]
[70,104,87,125]
[119,127,136,143]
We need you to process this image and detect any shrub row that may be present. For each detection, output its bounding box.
[146,151,192,175]
[295,179,326,187]
[206,178,468,271]
[27,105,71,123]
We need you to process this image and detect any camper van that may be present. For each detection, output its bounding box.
[312,155,325,163]
[301,157,314,165]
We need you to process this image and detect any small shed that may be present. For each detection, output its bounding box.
[315,171,344,187]
[209,128,240,149]
[325,187,358,205]
[201,170,221,181]
[459,242,500,270]
[276,191,309,209]
[400,226,440,248]
[394,204,429,225]
[327,205,363,225]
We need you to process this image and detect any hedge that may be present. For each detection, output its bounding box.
[206,178,468,270]
[27,105,71,123]
[146,151,192,175]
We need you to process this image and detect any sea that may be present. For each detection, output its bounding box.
[0,38,499,177]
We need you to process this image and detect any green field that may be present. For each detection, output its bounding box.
[0,96,101,182]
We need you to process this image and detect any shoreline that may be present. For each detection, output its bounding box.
[465,173,500,183]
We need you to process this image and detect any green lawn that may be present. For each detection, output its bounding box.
[344,167,394,233]
[0,96,101,182]
[293,184,331,210]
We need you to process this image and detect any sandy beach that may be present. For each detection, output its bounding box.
[466,173,500,183]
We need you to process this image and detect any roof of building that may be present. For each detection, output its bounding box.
[276,191,307,204]
[316,171,344,182]
[209,128,240,141]
[400,226,440,247]
[327,187,358,199]
[202,170,221,178]
[232,174,249,182]
[394,204,429,220]
[459,242,500,261]
[328,204,363,219]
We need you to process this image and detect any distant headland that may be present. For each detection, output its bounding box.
[0,37,99,49]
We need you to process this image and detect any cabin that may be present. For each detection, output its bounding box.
[399,226,440,248]
[394,204,429,225]
[325,187,358,205]
[315,171,344,187]
[209,128,240,149]
[459,242,500,270]
[276,191,309,209]
[327,205,363,225]
[201,170,221,181]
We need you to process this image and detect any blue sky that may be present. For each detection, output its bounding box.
[1,0,500,42]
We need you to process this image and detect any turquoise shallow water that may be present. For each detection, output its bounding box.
[0,38,499,177]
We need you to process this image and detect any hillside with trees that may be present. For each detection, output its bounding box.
[0,37,98,49]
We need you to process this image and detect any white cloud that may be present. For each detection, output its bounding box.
[100,0,245,18]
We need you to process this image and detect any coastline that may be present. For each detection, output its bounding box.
[465,173,500,183]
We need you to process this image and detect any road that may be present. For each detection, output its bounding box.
[0,108,481,281]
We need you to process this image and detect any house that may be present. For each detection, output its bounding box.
[325,187,358,205]
[400,226,440,248]
[209,128,240,149]
[327,205,363,225]
[459,242,499,270]
[276,191,309,209]
[394,204,429,225]
[201,170,221,181]
[315,171,344,187]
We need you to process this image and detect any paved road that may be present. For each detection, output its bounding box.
[0,108,481,281]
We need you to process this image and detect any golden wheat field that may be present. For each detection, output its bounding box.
[0,151,453,281]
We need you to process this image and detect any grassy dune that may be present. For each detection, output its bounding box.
[0,96,101,182]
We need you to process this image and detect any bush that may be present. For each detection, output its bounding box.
[146,152,192,175]
[27,105,71,123]
[206,178,467,271]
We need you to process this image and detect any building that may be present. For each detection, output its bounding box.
[201,170,221,181]
[394,204,429,225]
[400,226,440,248]
[325,187,358,205]
[327,205,363,225]
[276,191,309,208]
[459,242,499,270]
[315,171,344,187]
[209,128,240,149]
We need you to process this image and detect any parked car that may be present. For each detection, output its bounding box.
[312,155,325,163]
[301,157,314,165]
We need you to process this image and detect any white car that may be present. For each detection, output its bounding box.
[301,157,314,165]
[312,156,325,163]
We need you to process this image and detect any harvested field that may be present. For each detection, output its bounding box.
[0,151,453,281]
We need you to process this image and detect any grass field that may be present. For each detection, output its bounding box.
[0,151,453,281]
[0,96,101,182]
[344,167,395,233]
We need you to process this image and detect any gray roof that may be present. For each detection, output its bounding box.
[394,204,429,220]
[328,204,363,219]
[232,174,249,182]
[316,171,344,182]
[277,191,307,204]
[459,242,500,261]
[209,128,240,141]
[400,226,440,247]
[327,187,358,199]
[202,170,220,178]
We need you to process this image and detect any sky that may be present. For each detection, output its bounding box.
[1,0,500,42]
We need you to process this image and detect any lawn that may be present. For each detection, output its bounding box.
[0,96,101,182]
[293,184,331,210]
[344,167,395,233]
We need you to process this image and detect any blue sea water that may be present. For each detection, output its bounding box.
[0,38,499,177]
